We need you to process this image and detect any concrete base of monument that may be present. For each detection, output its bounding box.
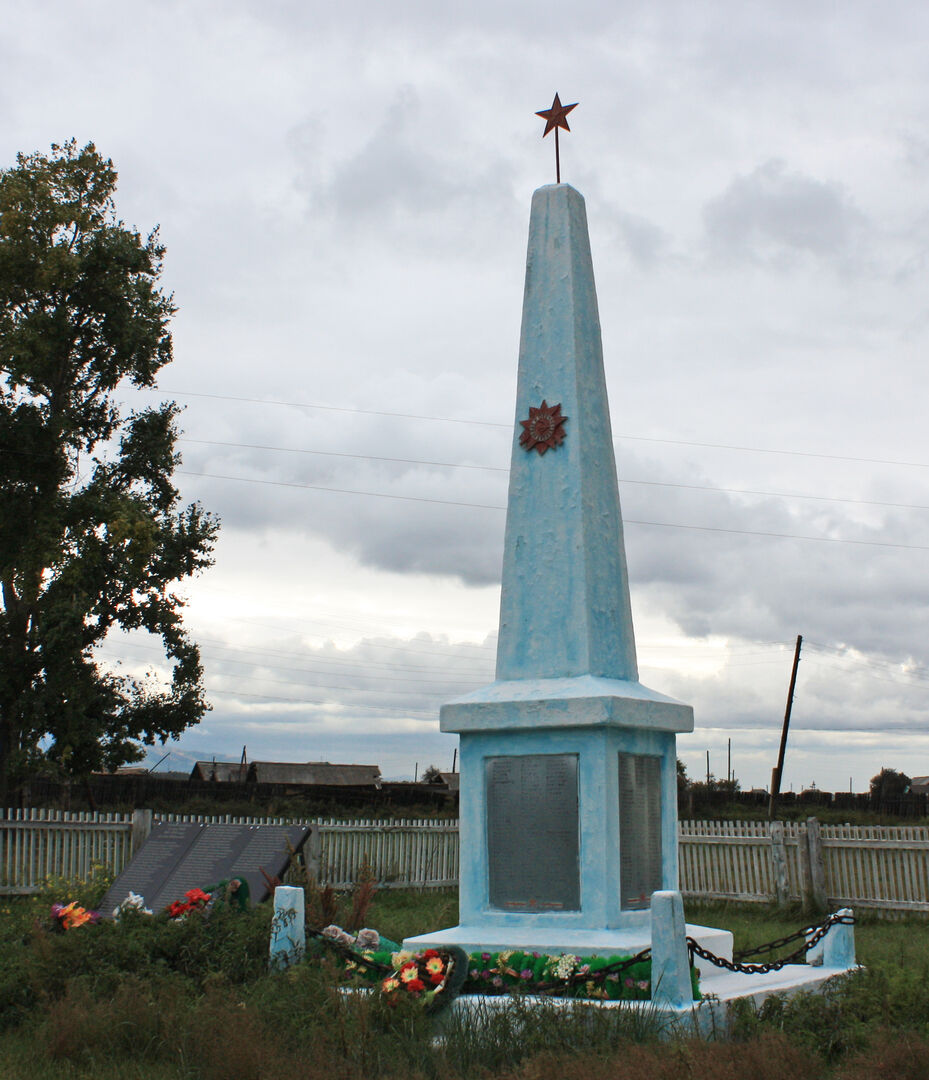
[403,922,734,981]
[440,963,859,1038]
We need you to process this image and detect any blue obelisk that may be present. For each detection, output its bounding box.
[407,185,729,960]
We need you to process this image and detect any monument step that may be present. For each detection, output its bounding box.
[403,922,733,981]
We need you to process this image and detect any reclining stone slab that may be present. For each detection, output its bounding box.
[99,821,311,916]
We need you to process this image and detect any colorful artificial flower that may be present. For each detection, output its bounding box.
[51,901,98,930]
[378,948,459,1009]
[113,892,152,918]
[167,887,213,919]
[425,956,444,977]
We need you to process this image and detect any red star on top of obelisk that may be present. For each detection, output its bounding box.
[536,93,578,184]
[535,93,578,136]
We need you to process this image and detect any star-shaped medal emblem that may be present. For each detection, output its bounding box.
[535,93,578,137]
[519,400,568,455]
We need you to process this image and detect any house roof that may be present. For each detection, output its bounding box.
[248,762,381,787]
[191,761,248,782]
[191,759,382,787]
[439,772,460,792]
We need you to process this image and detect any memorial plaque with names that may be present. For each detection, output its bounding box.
[486,753,580,912]
[618,753,662,909]
[99,822,310,917]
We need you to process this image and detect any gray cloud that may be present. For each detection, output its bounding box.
[704,159,866,265]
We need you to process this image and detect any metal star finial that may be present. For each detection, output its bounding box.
[535,93,578,183]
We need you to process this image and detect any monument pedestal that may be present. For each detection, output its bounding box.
[404,678,733,979]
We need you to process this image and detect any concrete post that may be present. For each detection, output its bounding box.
[769,820,789,907]
[131,808,152,853]
[270,885,305,971]
[304,827,322,881]
[650,890,693,1007]
[806,817,828,912]
[822,908,856,969]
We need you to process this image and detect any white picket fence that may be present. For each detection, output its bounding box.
[4,809,929,914]
[0,809,460,894]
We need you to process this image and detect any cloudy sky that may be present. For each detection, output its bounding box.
[4,0,929,790]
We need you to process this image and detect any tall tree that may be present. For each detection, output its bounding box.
[869,768,910,803]
[0,140,219,801]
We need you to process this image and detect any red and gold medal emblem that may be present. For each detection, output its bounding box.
[519,400,568,455]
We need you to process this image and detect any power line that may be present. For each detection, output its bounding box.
[203,686,438,715]
[192,634,493,673]
[186,605,497,656]
[179,468,929,552]
[206,668,459,699]
[148,387,929,470]
[621,478,929,514]
[803,658,929,693]
[153,389,510,429]
[805,641,929,682]
[105,638,488,686]
[179,438,508,474]
[178,436,929,512]
[177,469,505,510]
[627,518,929,552]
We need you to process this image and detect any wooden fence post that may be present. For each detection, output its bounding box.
[305,826,322,881]
[806,816,828,912]
[799,821,813,910]
[769,820,789,906]
[131,809,152,853]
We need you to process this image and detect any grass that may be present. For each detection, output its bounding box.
[1,884,928,1079]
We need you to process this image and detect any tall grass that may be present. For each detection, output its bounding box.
[0,889,927,1078]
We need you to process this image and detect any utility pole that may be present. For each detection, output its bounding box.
[706,750,711,787]
[728,738,732,786]
[769,634,802,820]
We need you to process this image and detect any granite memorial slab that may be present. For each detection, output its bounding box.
[100,821,310,916]
[486,753,580,912]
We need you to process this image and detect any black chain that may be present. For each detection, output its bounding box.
[734,923,823,960]
[688,912,856,975]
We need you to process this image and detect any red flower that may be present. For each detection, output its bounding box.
[405,978,425,993]
[429,971,444,985]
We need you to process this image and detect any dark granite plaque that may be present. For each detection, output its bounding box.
[618,753,662,909]
[100,821,310,917]
[486,753,579,912]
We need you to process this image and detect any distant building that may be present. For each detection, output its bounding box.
[191,760,248,783]
[248,762,381,788]
[190,760,381,789]
[909,776,929,796]
[438,772,460,793]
